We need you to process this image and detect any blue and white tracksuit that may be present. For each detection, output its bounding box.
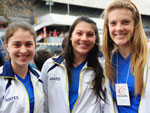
[104,45,150,113]
[41,55,103,113]
[0,60,45,113]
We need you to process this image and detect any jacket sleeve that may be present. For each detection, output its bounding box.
[41,59,51,113]
[0,77,5,109]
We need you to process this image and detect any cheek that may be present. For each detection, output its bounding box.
[8,49,17,59]
[7,46,15,54]
[71,37,78,45]
[89,39,96,48]
[108,27,113,36]
[28,46,35,54]
[31,48,35,54]
[91,39,96,45]
[126,27,134,40]
[130,28,134,36]
[71,40,76,49]
[5,44,11,53]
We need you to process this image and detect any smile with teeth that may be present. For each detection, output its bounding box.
[17,53,29,57]
[115,33,127,38]
[17,54,30,60]
[78,42,89,47]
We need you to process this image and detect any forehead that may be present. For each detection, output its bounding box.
[9,29,34,42]
[74,21,95,32]
[108,8,133,20]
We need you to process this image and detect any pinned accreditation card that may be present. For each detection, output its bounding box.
[115,84,130,106]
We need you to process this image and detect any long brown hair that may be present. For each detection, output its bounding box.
[63,16,106,101]
[102,0,148,95]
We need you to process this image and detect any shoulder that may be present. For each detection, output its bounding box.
[0,65,3,74]
[42,55,64,71]
[147,42,150,50]
[0,66,6,81]
[41,58,55,72]
[147,42,150,59]
[0,72,6,91]
[98,57,105,69]
[31,68,41,76]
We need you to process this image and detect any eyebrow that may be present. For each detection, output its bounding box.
[12,41,33,43]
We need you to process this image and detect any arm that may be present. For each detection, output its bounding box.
[40,60,50,113]
[0,77,5,109]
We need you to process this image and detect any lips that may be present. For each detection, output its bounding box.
[17,54,30,62]
[78,42,90,46]
[114,33,128,39]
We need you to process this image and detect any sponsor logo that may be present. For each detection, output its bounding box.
[49,77,60,81]
[6,96,19,102]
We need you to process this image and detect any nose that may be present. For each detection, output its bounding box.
[116,23,123,31]
[81,34,87,41]
[20,45,27,53]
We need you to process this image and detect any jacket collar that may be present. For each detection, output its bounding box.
[52,54,90,68]
[52,54,64,64]
[0,60,40,78]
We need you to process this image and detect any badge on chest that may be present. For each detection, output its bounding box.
[115,84,130,106]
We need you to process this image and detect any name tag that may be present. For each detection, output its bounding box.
[115,84,130,106]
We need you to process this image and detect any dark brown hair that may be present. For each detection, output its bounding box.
[63,16,106,101]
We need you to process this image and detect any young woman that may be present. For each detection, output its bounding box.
[102,0,150,113]
[0,22,44,113]
[41,16,106,113]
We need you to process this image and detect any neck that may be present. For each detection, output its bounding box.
[73,54,86,67]
[118,44,132,58]
[11,62,28,79]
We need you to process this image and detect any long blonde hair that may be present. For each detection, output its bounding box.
[102,0,148,95]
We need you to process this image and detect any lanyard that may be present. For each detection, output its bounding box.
[116,52,130,84]
[116,52,131,106]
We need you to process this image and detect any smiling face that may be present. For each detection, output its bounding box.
[108,8,134,48]
[5,29,35,67]
[70,21,96,58]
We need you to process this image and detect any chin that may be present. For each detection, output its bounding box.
[18,60,30,65]
[115,41,127,46]
[19,62,28,66]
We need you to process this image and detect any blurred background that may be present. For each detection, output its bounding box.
[0,0,150,61]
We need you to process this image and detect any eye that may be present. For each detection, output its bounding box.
[87,33,94,37]
[13,43,21,48]
[122,20,130,25]
[26,42,33,47]
[76,32,82,36]
[109,21,116,26]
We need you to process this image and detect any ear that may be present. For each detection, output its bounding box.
[5,43,9,51]
[70,37,72,41]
